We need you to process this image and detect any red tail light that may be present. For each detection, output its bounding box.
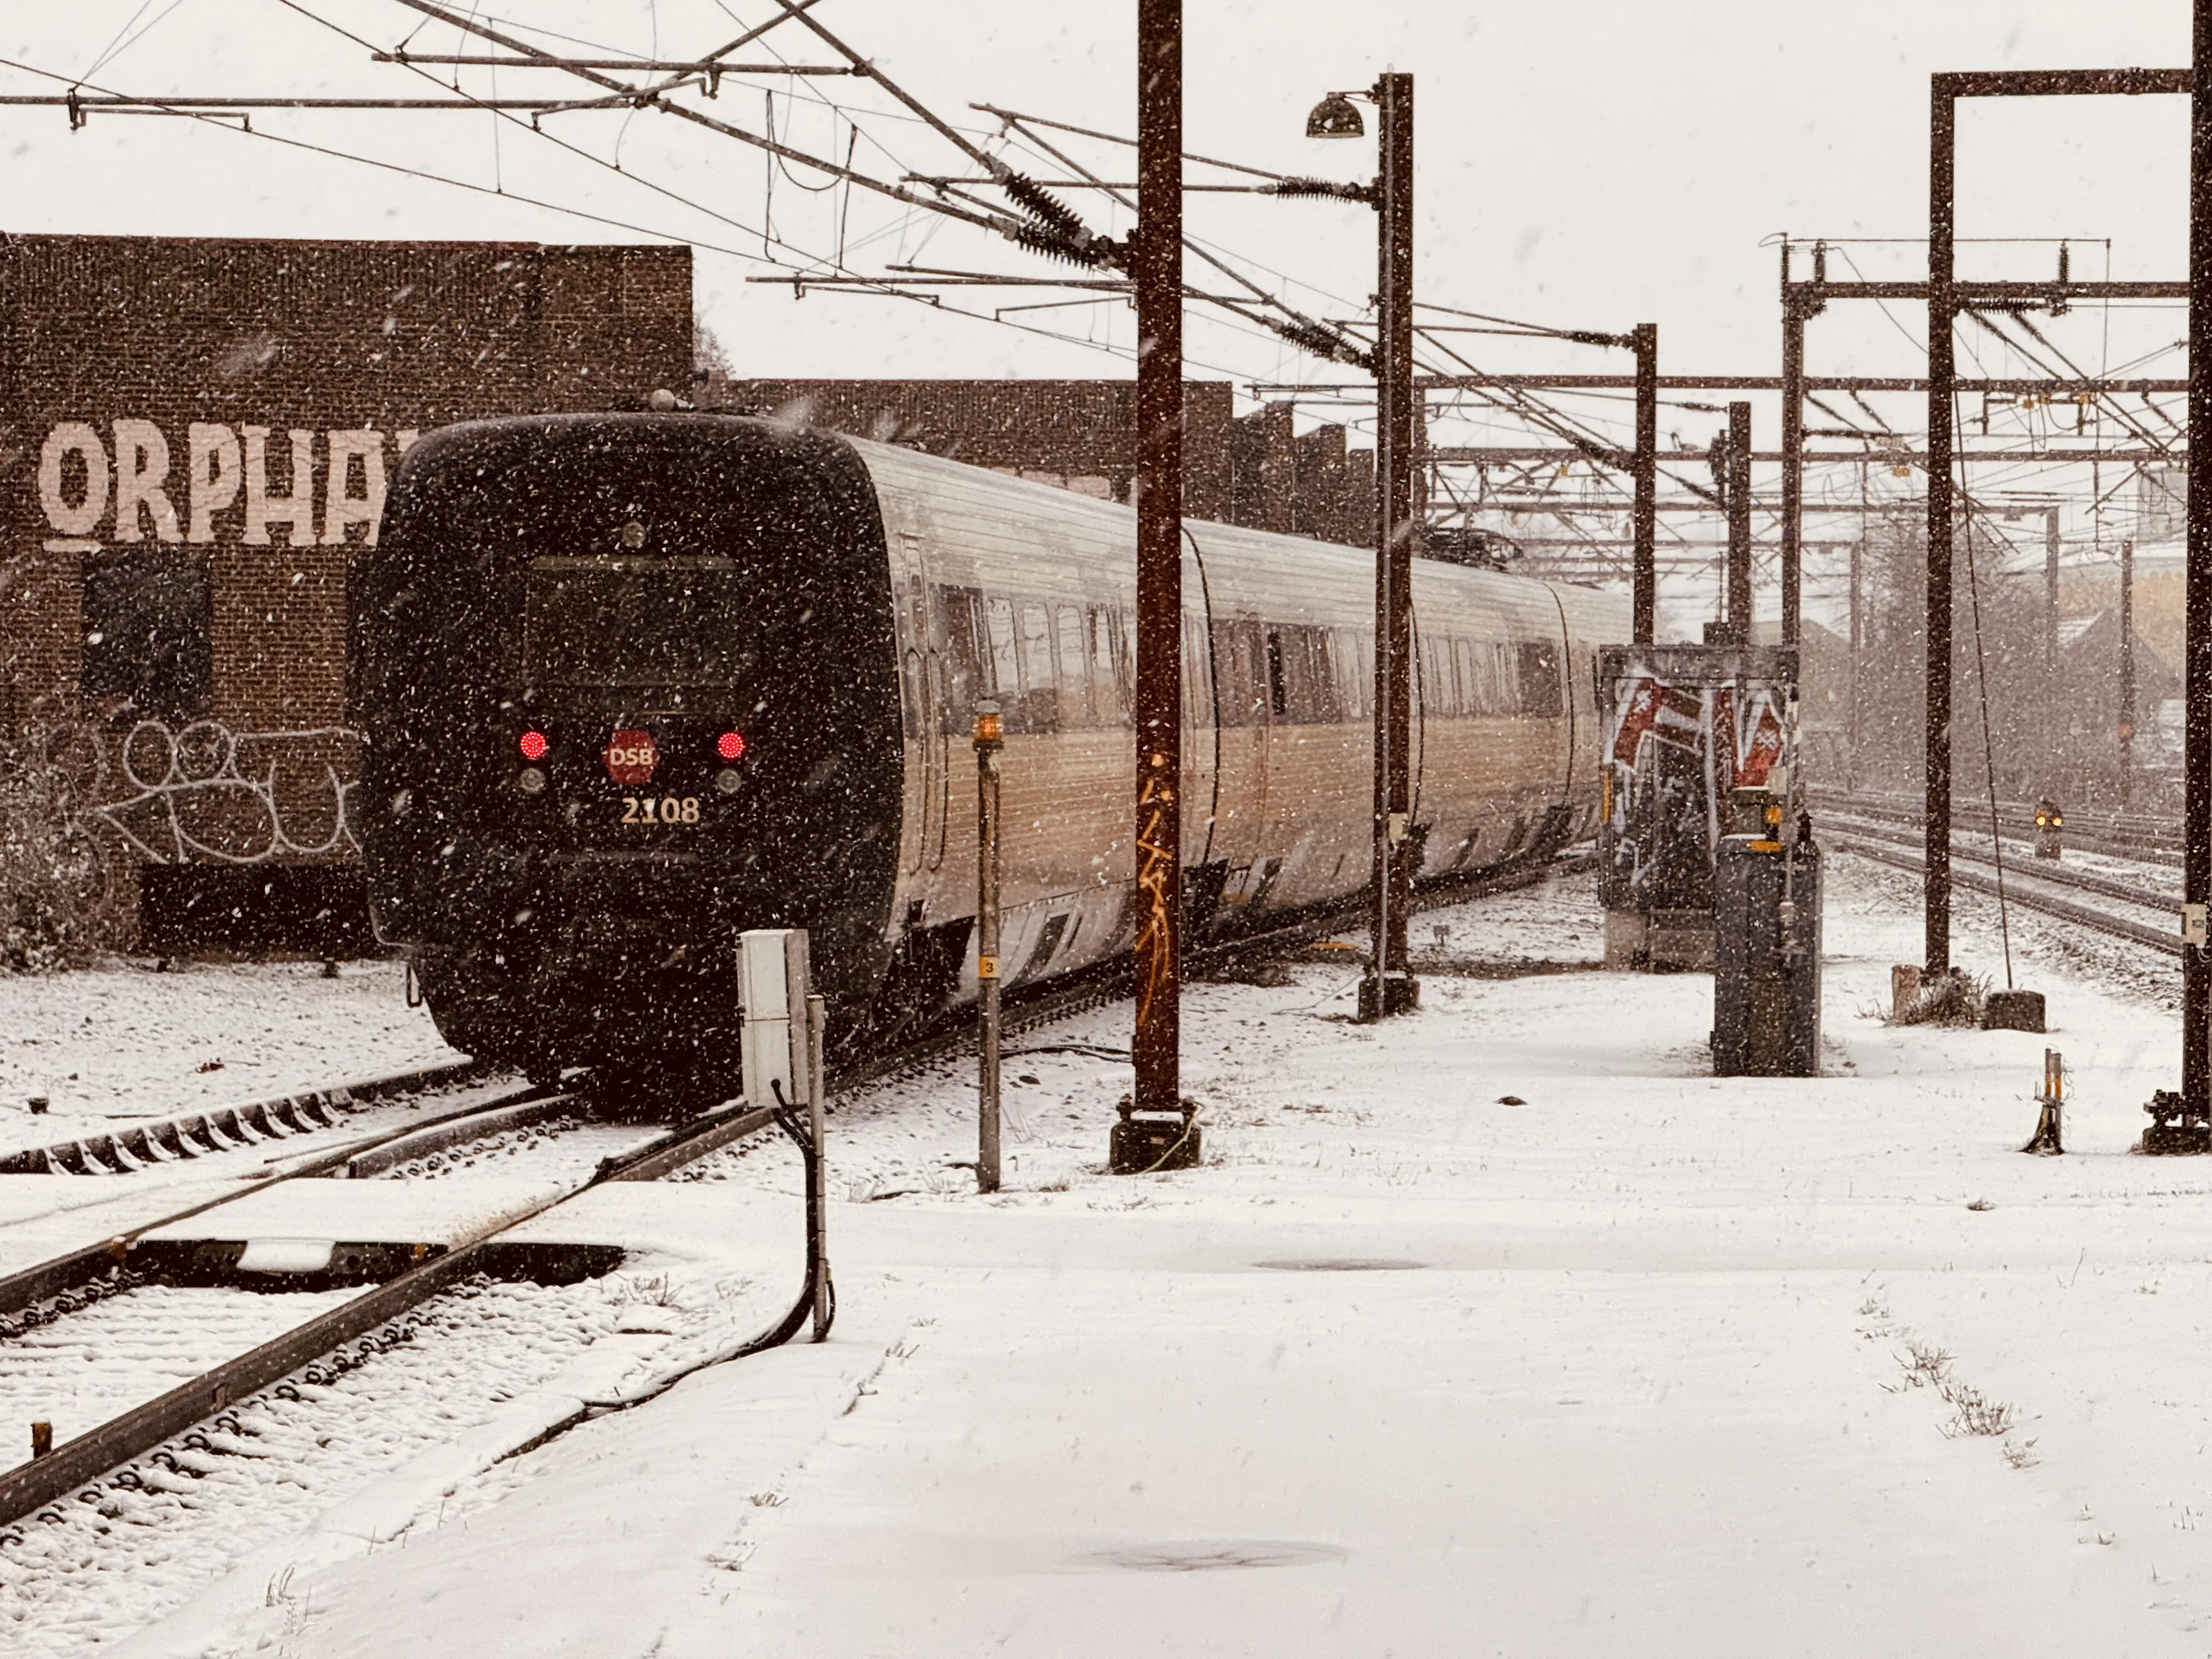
[518,731,549,761]
[716,731,746,761]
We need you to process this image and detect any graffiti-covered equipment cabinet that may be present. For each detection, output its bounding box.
[1596,643,1800,972]
[0,235,692,950]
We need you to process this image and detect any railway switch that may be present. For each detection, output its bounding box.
[2034,798,2063,861]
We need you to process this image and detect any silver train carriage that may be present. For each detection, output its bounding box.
[349,414,1626,1080]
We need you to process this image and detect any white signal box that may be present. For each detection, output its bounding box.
[741,929,812,1108]
[2184,905,2208,949]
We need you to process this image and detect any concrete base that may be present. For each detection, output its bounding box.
[1982,989,2047,1032]
[1891,964,1922,1021]
[1110,1115,1201,1175]
[1603,910,1647,970]
[1649,909,1714,973]
[2143,1122,2212,1156]
[1357,973,1421,1021]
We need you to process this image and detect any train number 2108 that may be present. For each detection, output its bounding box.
[623,796,701,825]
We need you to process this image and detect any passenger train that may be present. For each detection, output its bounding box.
[348,413,1628,1081]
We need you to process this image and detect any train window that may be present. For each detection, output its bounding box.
[1265,630,1289,719]
[984,597,1019,698]
[1518,640,1564,716]
[1211,619,1265,727]
[1184,616,1211,730]
[1424,641,1460,716]
[1329,630,1363,723]
[1307,627,1342,724]
[934,586,985,731]
[1056,606,1090,726]
[1454,639,1479,718]
[1017,603,1057,732]
[1087,607,1125,727]
[1490,642,1518,716]
[523,556,745,686]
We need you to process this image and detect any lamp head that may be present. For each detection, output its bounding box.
[1305,91,1364,140]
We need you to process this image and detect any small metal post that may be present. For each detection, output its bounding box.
[1726,401,1753,639]
[1631,322,1658,644]
[2120,537,2137,804]
[973,702,1003,1194]
[805,990,830,1340]
[30,1421,51,1460]
[2023,1047,2064,1154]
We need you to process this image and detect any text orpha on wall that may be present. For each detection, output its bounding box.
[33,420,420,552]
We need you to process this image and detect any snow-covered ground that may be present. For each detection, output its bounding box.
[0,960,461,1146]
[9,855,2212,1655]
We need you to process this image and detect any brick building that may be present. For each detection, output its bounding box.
[0,234,692,950]
[701,376,1374,546]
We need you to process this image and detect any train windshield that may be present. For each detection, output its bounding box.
[523,555,749,686]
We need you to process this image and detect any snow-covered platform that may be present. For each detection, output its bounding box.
[21,856,2212,1657]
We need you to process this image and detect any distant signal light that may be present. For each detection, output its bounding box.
[518,731,550,761]
[716,731,746,761]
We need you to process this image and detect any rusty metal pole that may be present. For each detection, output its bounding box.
[973,703,1003,1194]
[2045,506,2063,788]
[1848,535,1864,792]
[2186,0,2212,1127]
[1780,252,1805,647]
[1926,77,1958,975]
[1362,70,1419,1022]
[1130,0,1184,1118]
[1726,402,1753,637]
[2120,537,2137,805]
[1631,323,1658,644]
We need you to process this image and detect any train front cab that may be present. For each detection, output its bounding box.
[351,414,906,1081]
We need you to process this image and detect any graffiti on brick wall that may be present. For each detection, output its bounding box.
[94,719,361,866]
[37,421,416,550]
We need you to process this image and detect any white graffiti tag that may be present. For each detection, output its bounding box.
[94,719,360,865]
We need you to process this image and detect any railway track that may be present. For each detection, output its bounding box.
[1813,787,2181,868]
[0,847,1583,1541]
[1822,819,2182,956]
[0,1078,627,1530]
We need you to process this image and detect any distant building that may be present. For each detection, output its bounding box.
[700,375,1375,547]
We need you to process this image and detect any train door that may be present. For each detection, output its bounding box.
[1208,613,1269,904]
[924,622,950,873]
[1182,533,1221,876]
[898,549,949,878]
[1408,608,1427,836]
[898,561,929,879]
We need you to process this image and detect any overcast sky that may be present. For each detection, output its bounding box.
[0,2,2193,404]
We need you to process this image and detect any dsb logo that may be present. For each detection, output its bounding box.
[603,729,659,785]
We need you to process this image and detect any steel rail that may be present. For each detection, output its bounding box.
[0,1056,487,1176]
[0,1079,549,1318]
[1823,814,2179,912]
[0,1082,789,1529]
[1814,788,2182,866]
[1829,834,2182,955]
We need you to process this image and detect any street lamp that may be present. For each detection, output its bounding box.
[1306,77,1418,1021]
[1305,90,1364,140]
